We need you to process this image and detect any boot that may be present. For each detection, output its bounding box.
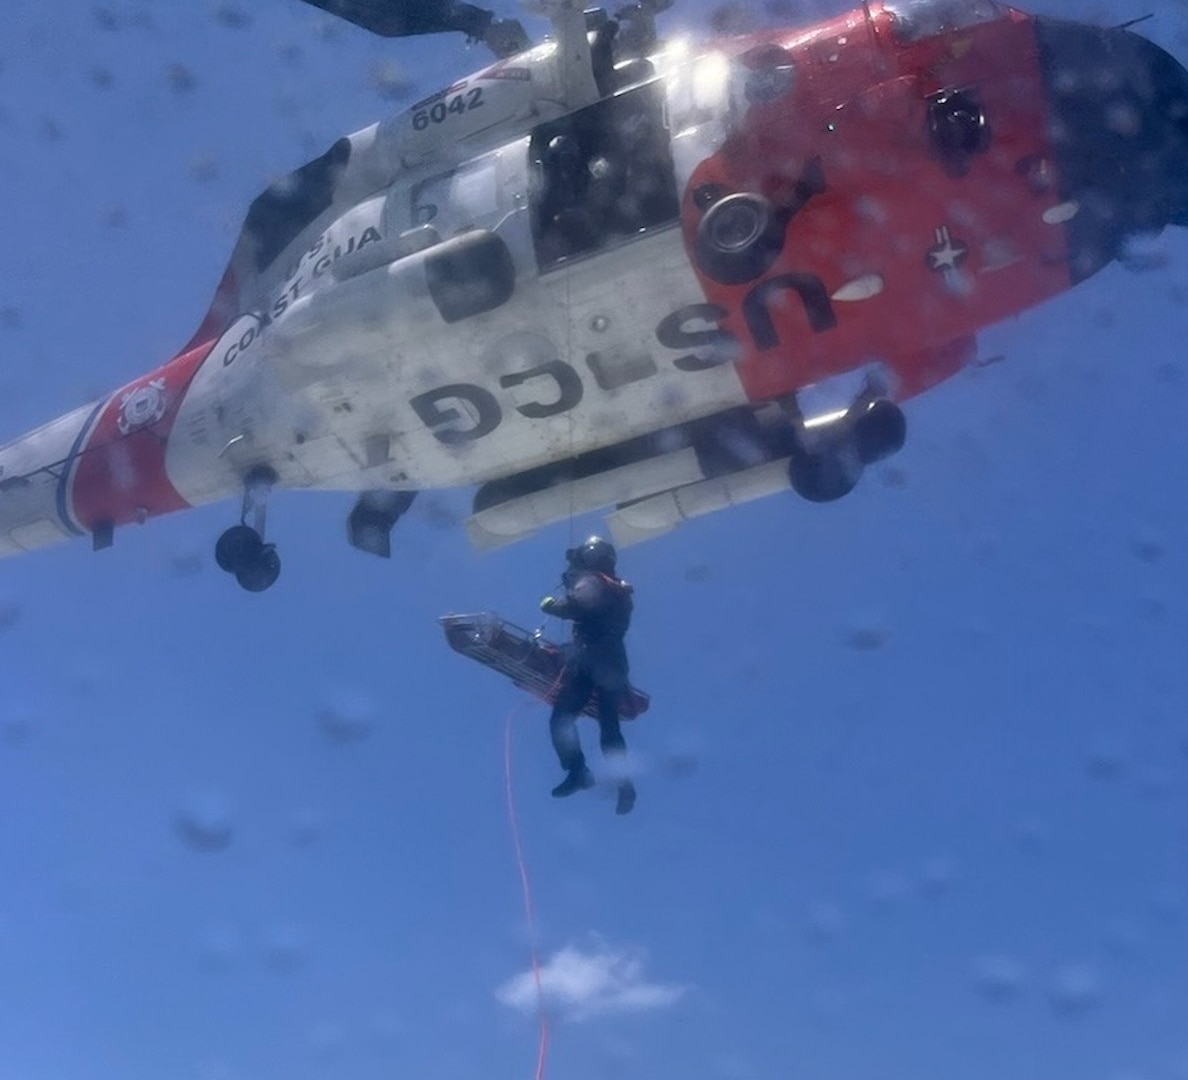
[551,764,594,799]
[615,779,637,816]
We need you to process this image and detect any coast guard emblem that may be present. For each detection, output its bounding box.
[118,378,167,434]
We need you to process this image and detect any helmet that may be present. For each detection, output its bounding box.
[566,535,617,574]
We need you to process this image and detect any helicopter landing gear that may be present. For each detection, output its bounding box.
[215,467,281,592]
[787,394,906,503]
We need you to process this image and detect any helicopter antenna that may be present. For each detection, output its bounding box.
[528,0,600,107]
[1114,13,1154,30]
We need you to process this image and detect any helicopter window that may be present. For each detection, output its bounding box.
[530,80,680,270]
[410,157,500,236]
[884,0,1005,45]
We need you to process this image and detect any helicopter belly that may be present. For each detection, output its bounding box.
[381,234,750,488]
[179,226,750,494]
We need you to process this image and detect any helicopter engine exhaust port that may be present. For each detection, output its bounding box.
[423,230,516,324]
[693,192,787,285]
[215,467,282,592]
[787,397,906,503]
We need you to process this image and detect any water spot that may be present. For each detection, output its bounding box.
[972,954,1026,1003]
[806,902,845,944]
[866,871,909,913]
[38,118,63,142]
[102,204,128,229]
[198,925,242,972]
[174,790,234,852]
[683,563,711,583]
[212,2,252,28]
[1085,738,1126,782]
[1135,766,1170,802]
[710,4,754,35]
[416,494,463,530]
[842,616,891,651]
[262,922,307,974]
[369,60,413,102]
[1048,963,1102,1018]
[0,601,22,630]
[188,156,220,184]
[1104,919,1143,957]
[89,66,114,90]
[166,63,197,95]
[1137,592,1169,623]
[1121,243,1171,273]
[289,808,324,847]
[318,690,375,745]
[314,17,345,43]
[168,551,204,577]
[918,857,954,899]
[2,707,33,746]
[660,752,699,779]
[0,306,21,329]
[1012,816,1051,853]
[307,1019,345,1055]
[1130,527,1167,564]
[1151,886,1186,925]
[276,42,304,66]
[93,6,122,31]
[196,1059,236,1080]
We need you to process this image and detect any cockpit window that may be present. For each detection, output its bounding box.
[884,0,1006,44]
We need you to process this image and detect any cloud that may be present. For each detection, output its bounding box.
[496,941,687,1021]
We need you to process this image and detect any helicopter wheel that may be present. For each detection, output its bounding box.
[215,524,262,573]
[788,436,863,503]
[853,398,907,465]
[214,524,281,592]
[694,192,785,285]
[787,398,906,502]
[235,546,281,593]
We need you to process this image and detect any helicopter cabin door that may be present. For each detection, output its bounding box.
[529,80,680,271]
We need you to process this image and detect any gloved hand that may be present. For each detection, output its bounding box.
[540,595,557,614]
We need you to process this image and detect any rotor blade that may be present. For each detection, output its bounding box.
[296,0,494,40]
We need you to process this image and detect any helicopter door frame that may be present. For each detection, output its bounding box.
[528,79,682,273]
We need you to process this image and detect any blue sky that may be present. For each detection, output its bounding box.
[1,2,1187,1079]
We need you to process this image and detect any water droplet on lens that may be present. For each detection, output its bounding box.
[973,954,1026,1003]
[918,857,954,899]
[290,808,324,847]
[842,615,891,651]
[806,902,845,944]
[1085,739,1126,781]
[1130,527,1167,563]
[369,60,412,101]
[1048,964,1101,1018]
[198,925,241,972]
[262,922,308,975]
[318,690,375,745]
[867,871,908,912]
[166,62,197,95]
[174,790,234,852]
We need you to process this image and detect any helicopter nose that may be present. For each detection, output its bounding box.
[1034,18,1188,281]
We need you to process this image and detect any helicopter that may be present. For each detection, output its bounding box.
[1,0,1187,591]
